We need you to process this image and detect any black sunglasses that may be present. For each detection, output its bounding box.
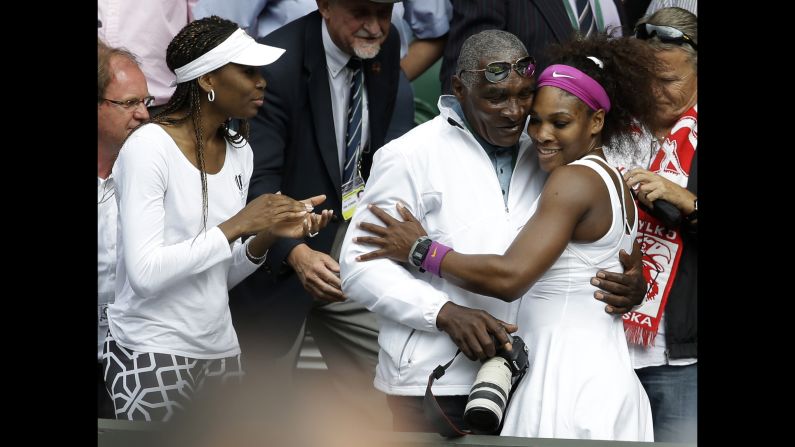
[634,24,697,51]
[459,56,536,83]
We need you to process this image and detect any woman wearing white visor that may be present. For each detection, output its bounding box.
[103,16,332,421]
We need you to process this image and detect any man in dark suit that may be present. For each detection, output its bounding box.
[229,0,401,427]
[439,0,628,94]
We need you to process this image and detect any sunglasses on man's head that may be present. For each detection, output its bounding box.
[459,56,537,83]
[634,24,697,51]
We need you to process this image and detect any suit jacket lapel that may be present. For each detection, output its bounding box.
[305,13,342,200]
[533,0,575,43]
[612,0,629,31]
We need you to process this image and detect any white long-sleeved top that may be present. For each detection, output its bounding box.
[108,124,260,359]
[340,96,547,395]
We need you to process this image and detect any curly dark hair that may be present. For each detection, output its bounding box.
[149,15,250,234]
[542,33,660,153]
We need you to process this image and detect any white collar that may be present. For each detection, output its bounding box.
[98,174,113,187]
[322,20,354,78]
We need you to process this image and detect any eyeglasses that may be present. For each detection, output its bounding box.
[634,24,697,51]
[101,96,155,110]
[459,56,536,83]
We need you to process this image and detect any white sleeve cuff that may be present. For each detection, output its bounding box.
[427,295,451,330]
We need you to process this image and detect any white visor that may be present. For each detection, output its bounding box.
[173,29,285,85]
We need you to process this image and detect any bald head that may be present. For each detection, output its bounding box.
[455,30,529,89]
[107,55,149,101]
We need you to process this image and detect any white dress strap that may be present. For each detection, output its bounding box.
[579,154,634,234]
[564,155,636,265]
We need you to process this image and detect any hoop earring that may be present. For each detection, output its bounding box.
[208,89,215,102]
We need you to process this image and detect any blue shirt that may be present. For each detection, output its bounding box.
[451,101,517,206]
[191,0,317,39]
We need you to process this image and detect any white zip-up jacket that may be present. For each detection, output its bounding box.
[340,96,547,396]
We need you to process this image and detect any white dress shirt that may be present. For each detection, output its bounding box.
[322,20,370,179]
[98,175,117,361]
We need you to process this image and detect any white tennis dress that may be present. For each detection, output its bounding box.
[500,156,653,441]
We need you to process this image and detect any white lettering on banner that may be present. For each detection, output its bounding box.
[638,220,678,241]
[622,312,653,327]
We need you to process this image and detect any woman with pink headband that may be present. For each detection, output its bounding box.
[103,16,332,421]
[355,34,660,441]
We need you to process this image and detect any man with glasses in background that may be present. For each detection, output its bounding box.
[339,29,647,432]
[97,38,150,419]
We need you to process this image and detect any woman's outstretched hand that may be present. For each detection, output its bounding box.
[270,194,333,239]
[221,193,332,241]
[354,203,428,263]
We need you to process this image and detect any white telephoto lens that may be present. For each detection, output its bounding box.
[465,357,513,427]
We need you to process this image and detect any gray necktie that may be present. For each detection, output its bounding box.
[343,57,363,185]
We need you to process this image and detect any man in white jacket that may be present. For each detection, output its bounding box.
[339,30,644,432]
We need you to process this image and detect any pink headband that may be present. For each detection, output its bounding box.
[537,64,611,113]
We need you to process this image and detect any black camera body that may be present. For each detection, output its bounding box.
[463,335,530,434]
[642,198,682,228]
[631,187,682,228]
[500,335,530,376]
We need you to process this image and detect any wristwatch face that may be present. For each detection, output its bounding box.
[411,238,431,266]
[411,249,424,266]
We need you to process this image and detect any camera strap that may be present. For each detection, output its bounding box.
[422,349,470,438]
[422,350,529,438]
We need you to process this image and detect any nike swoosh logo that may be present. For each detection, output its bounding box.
[431,247,438,258]
[552,71,575,79]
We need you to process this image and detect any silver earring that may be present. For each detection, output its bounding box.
[208,89,215,102]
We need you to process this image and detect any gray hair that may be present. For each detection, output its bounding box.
[636,7,697,69]
[456,30,529,88]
